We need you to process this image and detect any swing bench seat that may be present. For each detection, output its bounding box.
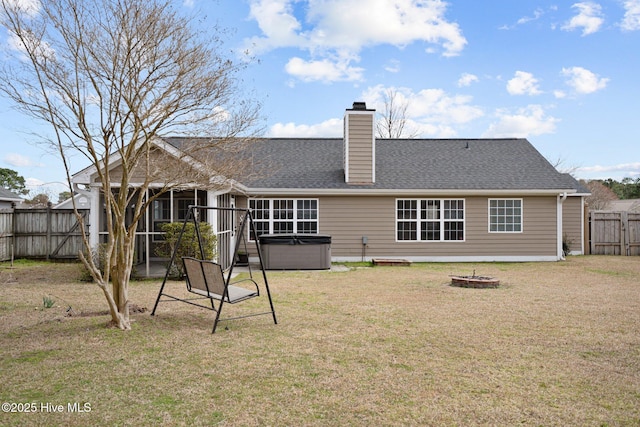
[183,257,259,303]
[151,206,277,334]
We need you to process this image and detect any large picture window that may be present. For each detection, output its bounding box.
[397,199,465,241]
[249,199,319,240]
[489,199,522,232]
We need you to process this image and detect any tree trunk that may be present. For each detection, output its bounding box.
[107,220,134,330]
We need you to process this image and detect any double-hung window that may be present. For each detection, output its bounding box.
[489,199,522,232]
[397,199,465,241]
[249,198,319,240]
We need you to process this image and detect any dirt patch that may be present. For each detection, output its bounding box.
[65,303,148,318]
[0,261,83,285]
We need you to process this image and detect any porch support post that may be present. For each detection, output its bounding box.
[89,185,101,249]
[145,188,150,278]
[207,191,218,232]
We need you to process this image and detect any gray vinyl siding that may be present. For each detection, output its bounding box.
[238,195,559,259]
[345,114,374,184]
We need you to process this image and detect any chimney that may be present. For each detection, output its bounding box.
[344,102,375,184]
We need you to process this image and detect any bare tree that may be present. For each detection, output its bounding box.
[581,179,618,211]
[552,156,579,176]
[375,88,419,139]
[0,0,261,330]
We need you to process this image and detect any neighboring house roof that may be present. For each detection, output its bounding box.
[608,199,640,212]
[54,193,91,209]
[165,137,584,194]
[0,187,24,203]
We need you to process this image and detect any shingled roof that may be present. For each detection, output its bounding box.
[164,137,583,192]
[0,187,24,202]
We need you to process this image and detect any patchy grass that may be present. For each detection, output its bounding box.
[0,256,639,426]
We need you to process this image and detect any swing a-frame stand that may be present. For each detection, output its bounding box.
[151,206,277,333]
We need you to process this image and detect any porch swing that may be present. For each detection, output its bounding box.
[151,206,277,333]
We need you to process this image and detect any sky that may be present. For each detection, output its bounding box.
[1,0,639,199]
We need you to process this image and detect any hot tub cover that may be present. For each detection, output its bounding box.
[259,234,331,245]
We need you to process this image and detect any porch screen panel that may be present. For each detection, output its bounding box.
[217,194,233,269]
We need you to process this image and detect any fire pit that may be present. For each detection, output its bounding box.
[450,271,499,288]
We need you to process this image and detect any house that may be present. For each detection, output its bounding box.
[0,187,24,209]
[72,102,589,274]
[53,193,91,210]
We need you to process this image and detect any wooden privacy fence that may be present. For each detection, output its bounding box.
[589,211,640,256]
[0,208,89,261]
[0,210,13,262]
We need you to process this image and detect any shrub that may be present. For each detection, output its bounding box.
[78,243,142,281]
[562,233,573,257]
[78,243,108,282]
[155,222,217,277]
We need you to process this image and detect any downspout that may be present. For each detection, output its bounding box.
[558,192,568,260]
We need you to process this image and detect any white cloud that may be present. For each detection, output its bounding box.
[576,162,640,179]
[183,0,195,7]
[268,85,484,139]
[482,105,559,138]
[245,0,305,53]
[269,118,343,137]
[500,7,544,30]
[517,8,544,25]
[562,2,604,36]
[244,0,467,82]
[2,0,40,16]
[506,71,542,96]
[620,0,640,31]
[554,90,567,99]
[7,29,55,63]
[457,73,478,87]
[384,59,401,73]
[500,7,553,30]
[302,0,466,55]
[285,56,364,83]
[362,85,484,137]
[25,177,45,187]
[4,153,42,168]
[561,66,608,94]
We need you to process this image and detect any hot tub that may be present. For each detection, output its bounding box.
[258,234,331,270]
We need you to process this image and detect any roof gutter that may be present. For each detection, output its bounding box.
[242,187,579,197]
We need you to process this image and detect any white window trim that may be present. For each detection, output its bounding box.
[488,198,523,233]
[249,198,320,241]
[395,198,466,242]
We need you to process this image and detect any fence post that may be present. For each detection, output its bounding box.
[589,211,595,254]
[622,211,629,256]
[46,202,52,260]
